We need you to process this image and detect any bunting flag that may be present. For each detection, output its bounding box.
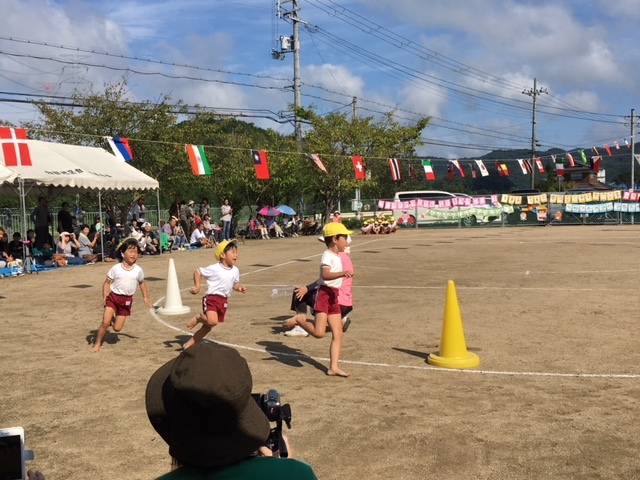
[604,144,612,156]
[592,146,599,156]
[566,153,575,166]
[449,159,465,178]
[251,150,270,180]
[447,164,454,180]
[0,127,31,167]
[388,158,401,181]
[535,157,544,173]
[107,137,133,162]
[422,159,435,181]
[555,157,564,174]
[351,155,365,180]
[517,159,529,175]
[475,159,489,177]
[624,138,630,148]
[590,156,601,172]
[186,144,211,175]
[614,141,620,149]
[470,162,477,179]
[500,162,509,176]
[306,153,328,173]
[409,164,415,179]
[580,150,588,164]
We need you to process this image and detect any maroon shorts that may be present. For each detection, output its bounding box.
[202,294,228,322]
[313,285,340,315]
[105,292,133,317]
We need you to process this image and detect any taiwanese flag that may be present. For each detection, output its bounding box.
[252,150,270,180]
[352,156,365,180]
[388,158,401,181]
[0,127,31,167]
[306,153,328,173]
[107,137,133,162]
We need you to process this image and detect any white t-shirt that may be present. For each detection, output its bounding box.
[319,250,343,289]
[221,204,232,222]
[198,262,239,297]
[107,263,145,296]
[131,203,146,221]
[190,228,206,245]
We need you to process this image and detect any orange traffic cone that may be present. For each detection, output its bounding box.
[428,280,480,369]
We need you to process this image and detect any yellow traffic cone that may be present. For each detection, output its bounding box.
[157,258,191,315]
[428,280,480,369]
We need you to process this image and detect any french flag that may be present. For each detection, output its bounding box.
[107,137,133,162]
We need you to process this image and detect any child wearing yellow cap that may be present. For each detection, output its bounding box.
[183,239,246,349]
[283,223,354,377]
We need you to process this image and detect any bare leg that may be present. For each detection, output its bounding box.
[326,314,349,377]
[91,307,116,353]
[186,313,206,330]
[184,311,219,349]
[282,313,307,329]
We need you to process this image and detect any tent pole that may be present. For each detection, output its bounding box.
[19,177,26,239]
[156,189,162,256]
[98,191,104,260]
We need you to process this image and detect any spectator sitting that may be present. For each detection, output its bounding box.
[160,218,177,252]
[301,217,318,235]
[265,217,285,238]
[0,227,10,268]
[77,223,100,263]
[102,223,120,262]
[201,214,220,245]
[145,342,318,479]
[172,217,188,251]
[141,222,160,255]
[256,214,270,240]
[190,221,211,248]
[32,241,54,266]
[56,232,84,265]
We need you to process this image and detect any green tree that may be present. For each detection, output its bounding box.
[296,107,429,222]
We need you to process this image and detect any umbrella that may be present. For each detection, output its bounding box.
[275,204,296,216]
[258,205,280,216]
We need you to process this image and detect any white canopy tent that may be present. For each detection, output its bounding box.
[0,139,160,258]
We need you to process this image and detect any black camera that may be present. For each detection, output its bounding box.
[252,389,292,457]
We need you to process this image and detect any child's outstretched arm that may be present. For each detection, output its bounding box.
[233,282,246,294]
[190,270,202,295]
[102,278,112,306]
[139,281,153,308]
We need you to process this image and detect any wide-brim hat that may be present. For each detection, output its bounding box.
[215,239,238,262]
[145,342,269,467]
[322,222,353,238]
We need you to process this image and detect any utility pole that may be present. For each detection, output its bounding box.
[523,78,547,189]
[352,97,361,218]
[272,0,304,149]
[631,108,636,190]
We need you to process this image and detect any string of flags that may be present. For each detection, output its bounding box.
[2,126,636,182]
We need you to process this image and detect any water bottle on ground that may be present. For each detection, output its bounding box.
[271,286,294,299]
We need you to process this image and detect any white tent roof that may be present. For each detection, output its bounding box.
[0,163,18,184]
[0,139,158,194]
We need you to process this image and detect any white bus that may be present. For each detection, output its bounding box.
[387,190,507,227]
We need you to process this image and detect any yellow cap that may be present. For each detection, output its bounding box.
[322,223,354,238]
[215,239,238,261]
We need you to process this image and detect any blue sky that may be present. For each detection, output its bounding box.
[2,0,639,161]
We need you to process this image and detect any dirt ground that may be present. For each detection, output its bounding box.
[2,225,640,479]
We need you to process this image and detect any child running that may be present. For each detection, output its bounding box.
[183,239,246,349]
[91,237,152,353]
[282,223,354,377]
[285,236,354,337]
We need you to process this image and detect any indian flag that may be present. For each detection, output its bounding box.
[186,144,211,175]
[422,159,435,180]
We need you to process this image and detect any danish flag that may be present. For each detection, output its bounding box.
[0,127,32,167]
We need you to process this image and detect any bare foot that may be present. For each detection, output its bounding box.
[327,369,350,378]
[282,318,297,329]
[90,345,100,353]
[186,316,199,330]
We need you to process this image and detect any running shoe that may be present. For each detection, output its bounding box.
[284,325,309,337]
[342,316,351,332]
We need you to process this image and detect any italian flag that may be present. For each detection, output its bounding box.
[422,159,435,180]
[555,157,564,174]
[186,144,211,175]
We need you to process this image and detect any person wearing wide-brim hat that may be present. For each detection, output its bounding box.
[146,342,317,479]
[282,222,354,377]
[182,239,245,350]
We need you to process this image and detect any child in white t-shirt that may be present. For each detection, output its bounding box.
[91,237,152,353]
[183,239,246,349]
[283,223,354,377]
